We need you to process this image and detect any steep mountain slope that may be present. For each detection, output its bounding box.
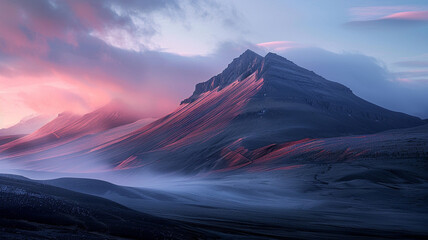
[0,118,155,172]
[0,112,81,154]
[0,101,142,156]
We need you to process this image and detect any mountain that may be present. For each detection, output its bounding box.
[0,101,143,156]
[0,115,53,136]
[183,50,421,144]
[76,50,424,173]
[0,50,424,173]
[1,50,427,240]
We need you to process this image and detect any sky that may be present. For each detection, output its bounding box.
[1,0,428,128]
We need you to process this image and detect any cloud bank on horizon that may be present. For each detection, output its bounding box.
[1,0,428,128]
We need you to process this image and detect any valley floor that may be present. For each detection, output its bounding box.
[1,156,428,240]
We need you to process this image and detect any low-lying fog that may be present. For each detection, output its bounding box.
[2,158,428,239]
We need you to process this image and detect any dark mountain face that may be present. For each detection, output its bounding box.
[184,50,422,146]
[222,51,423,147]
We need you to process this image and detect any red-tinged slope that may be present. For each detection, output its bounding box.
[244,124,428,173]
[28,112,82,139]
[0,51,266,172]
[0,70,261,172]
[0,118,155,172]
[0,112,81,154]
[0,101,142,156]
[97,70,265,171]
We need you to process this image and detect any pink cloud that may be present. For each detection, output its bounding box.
[18,85,90,115]
[348,6,428,26]
[396,78,428,83]
[382,11,428,21]
[349,6,420,21]
[256,41,301,52]
[69,1,105,30]
[0,0,170,126]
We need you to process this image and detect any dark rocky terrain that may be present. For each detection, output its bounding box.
[0,175,209,239]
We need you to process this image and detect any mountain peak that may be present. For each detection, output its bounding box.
[229,49,263,69]
[234,49,263,68]
[182,50,360,106]
[181,49,263,104]
[240,49,261,58]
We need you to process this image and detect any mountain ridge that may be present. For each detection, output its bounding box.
[0,101,143,155]
[0,50,424,173]
[90,50,424,172]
